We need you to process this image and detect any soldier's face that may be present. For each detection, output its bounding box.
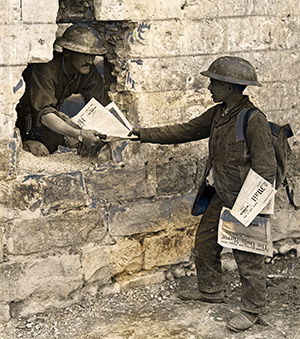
[65,50,96,74]
[208,79,230,103]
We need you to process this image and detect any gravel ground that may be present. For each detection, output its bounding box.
[1,254,299,339]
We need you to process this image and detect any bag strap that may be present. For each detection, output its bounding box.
[236,107,260,142]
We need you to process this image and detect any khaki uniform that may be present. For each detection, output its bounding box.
[16,52,111,153]
[139,96,277,313]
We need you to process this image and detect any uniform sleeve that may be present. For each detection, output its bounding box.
[30,63,59,127]
[139,106,217,144]
[246,112,277,185]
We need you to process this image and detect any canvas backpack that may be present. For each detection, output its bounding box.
[236,107,294,204]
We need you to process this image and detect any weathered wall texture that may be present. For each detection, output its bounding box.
[0,0,299,323]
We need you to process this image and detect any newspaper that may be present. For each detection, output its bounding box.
[218,207,273,256]
[71,98,135,140]
[231,169,276,227]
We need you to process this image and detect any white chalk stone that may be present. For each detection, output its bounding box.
[95,0,184,21]
[22,0,59,23]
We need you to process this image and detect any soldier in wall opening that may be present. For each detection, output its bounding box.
[16,24,110,157]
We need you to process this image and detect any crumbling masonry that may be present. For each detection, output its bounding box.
[0,0,299,323]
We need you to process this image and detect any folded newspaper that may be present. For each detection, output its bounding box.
[71,98,136,141]
[230,169,276,227]
[218,207,272,256]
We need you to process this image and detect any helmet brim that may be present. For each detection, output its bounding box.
[201,71,262,87]
[55,39,107,55]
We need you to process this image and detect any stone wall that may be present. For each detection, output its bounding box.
[0,0,299,323]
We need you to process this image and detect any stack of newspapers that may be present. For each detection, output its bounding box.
[218,169,276,256]
[72,98,136,141]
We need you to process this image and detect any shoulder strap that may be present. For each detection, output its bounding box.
[236,107,260,142]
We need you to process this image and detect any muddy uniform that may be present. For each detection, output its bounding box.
[16,52,110,153]
[139,96,277,314]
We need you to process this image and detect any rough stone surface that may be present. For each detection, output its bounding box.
[0,254,82,303]
[95,0,185,21]
[0,0,299,321]
[108,199,172,236]
[0,303,11,323]
[5,172,91,212]
[84,163,156,204]
[5,208,107,255]
[143,229,194,270]
[21,0,59,23]
[115,271,166,290]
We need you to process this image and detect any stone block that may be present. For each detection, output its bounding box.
[0,0,21,23]
[0,66,25,109]
[0,137,21,180]
[110,238,143,275]
[9,171,90,212]
[252,0,300,16]
[0,24,56,65]
[271,187,300,241]
[95,0,184,21]
[0,303,11,323]
[0,254,82,303]
[122,19,226,58]
[156,155,197,196]
[183,0,255,19]
[170,192,199,228]
[143,229,194,269]
[134,89,212,127]
[125,55,209,92]
[247,81,298,112]
[115,271,165,290]
[0,226,4,263]
[84,164,155,204]
[22,0,59,23]
[81,243,112,284]
[108,199,172,236]
[6,208,107,255]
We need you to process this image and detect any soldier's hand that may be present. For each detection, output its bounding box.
[81,129,107,145]
[128,127,141,139]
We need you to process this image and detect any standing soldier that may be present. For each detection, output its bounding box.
[16,24,109,156]
[130,56,277,332]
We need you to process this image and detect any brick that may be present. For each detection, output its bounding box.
[0,24,56,65]
[0,0,21,23]
[6,208,107,255]
[108,199,172,236]
[143,229,194,270]
[95,0,184,21]
[0,254,82,303]
[84,164,155,204]
[22,0,59,23]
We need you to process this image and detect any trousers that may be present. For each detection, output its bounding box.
[194,191,266,314]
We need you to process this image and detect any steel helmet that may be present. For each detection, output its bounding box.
[201,56,261,87]
[55,24,107,55]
